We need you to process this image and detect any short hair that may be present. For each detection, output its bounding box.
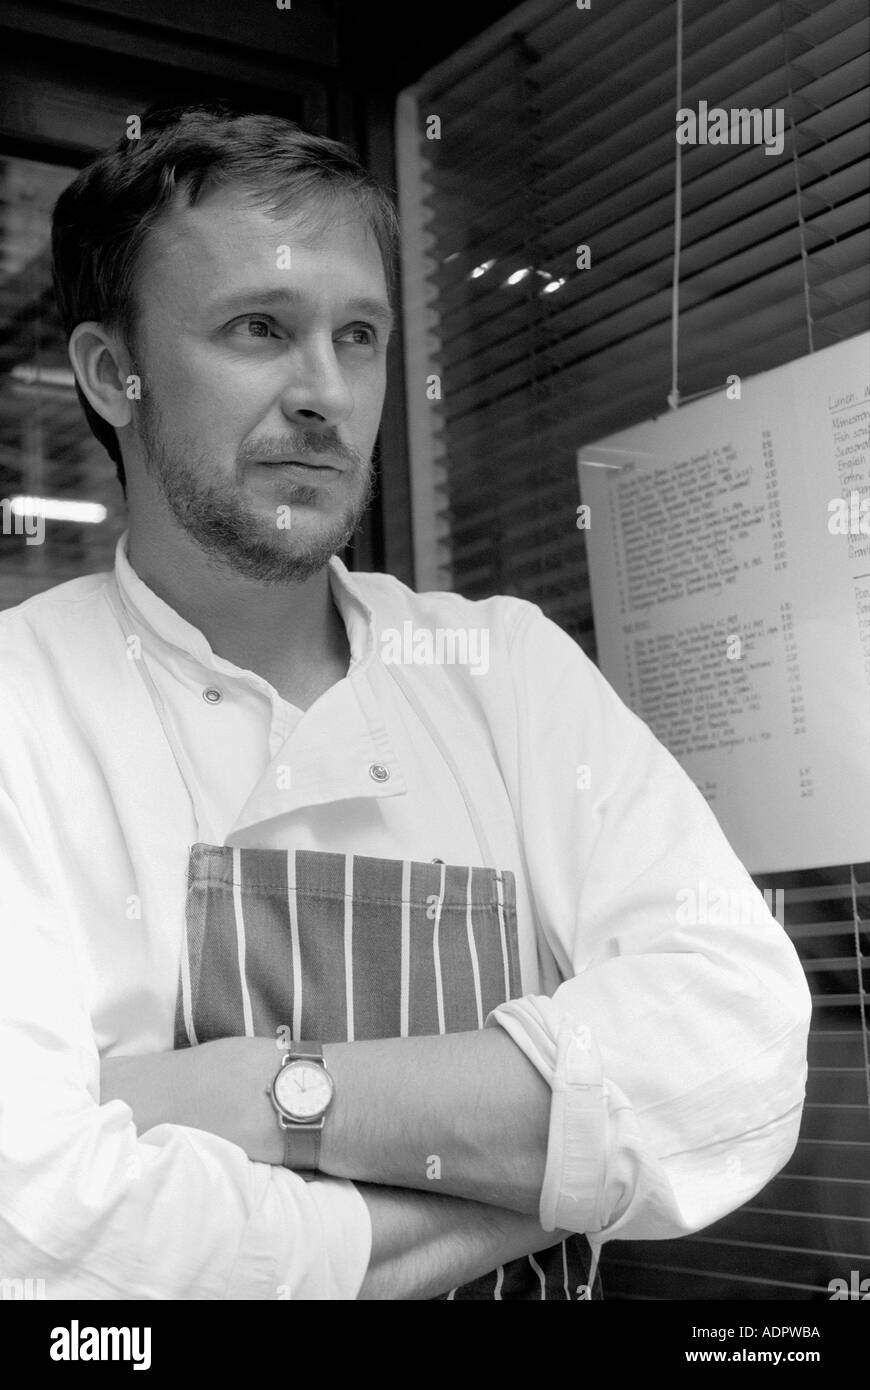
[51,103,399,492]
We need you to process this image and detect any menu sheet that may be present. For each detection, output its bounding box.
[578,333,870,872]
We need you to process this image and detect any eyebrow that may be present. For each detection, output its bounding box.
[208,286,395,334]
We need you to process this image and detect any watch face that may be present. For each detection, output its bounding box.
[274,1060,334,1121]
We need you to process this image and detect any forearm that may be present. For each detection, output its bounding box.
[320,1029,550,1213]
[101,1028,552,1213]
[356,1184,566,1300]
[100,1044,562,1300]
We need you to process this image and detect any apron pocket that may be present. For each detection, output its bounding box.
[176,845,522,1046]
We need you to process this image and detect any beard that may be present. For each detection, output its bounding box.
[135,392,376,584]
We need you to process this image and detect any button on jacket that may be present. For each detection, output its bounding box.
[0,533,811,1298]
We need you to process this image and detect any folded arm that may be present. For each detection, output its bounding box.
[0,787,370,1300]
[100,1027,562,1299]
[355,1185,566,1300]
[101,1026,550,1209]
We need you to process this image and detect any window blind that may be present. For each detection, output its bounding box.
[604,862,869,1300]
[397,0,869,649]
[396,0,869,1299]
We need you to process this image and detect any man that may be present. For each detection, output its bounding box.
[0,105,810,1300]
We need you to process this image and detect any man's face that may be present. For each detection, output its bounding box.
[124,184,392,582]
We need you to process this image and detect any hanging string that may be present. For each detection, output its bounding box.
[779,1,815,354]
[668,0,684,411]
[849,864,870,1117]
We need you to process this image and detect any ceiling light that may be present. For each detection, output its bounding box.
[9,496,107,524]
[10,365,76,389]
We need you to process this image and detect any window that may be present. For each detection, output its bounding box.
[397,0,870,1299]
[0,154,124,610]
[0,24,319,609]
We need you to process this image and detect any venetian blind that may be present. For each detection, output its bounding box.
[396,0,869,1299]
[397,0,869,650]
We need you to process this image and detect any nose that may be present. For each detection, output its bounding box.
[278,337,354,431]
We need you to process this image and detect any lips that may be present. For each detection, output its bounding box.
[255,458,339,470]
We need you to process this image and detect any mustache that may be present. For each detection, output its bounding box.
[237,433,364,468]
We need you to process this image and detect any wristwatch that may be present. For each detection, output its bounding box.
[267,1041,335,1178]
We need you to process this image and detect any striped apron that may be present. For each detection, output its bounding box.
[108,582,601,1300]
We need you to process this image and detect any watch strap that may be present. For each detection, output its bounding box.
[281,1041,326,1181]
[283,1122,321,1179]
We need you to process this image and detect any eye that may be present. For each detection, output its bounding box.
[338,324,377,347]
[230,315,282,340]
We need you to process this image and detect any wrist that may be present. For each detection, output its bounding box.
[208,1036,286,1165]
[268,1040,335,1174]
[318,1041,353,1176]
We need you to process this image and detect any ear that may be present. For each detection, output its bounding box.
[67,322,134,429]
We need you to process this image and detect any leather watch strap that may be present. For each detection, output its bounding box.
[283,1041,325,1181]
[283,1122,321,1178]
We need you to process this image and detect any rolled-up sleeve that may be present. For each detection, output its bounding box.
[0,787,371,1299]
[486,604,811,1243]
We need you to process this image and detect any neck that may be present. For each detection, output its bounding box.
[125,514,349,692]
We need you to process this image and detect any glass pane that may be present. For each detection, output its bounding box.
[0,154,126,611]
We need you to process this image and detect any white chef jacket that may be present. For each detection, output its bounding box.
[0,532,811,1299]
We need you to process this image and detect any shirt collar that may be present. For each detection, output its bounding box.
[112,529,378,674]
